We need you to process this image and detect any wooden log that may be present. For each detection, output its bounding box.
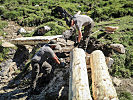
[69,48,92,100]
[90,50,118,100]
[11,35,63,45]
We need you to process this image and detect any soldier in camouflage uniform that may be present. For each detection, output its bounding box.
[68,11,94,51]
[30,44,60,94]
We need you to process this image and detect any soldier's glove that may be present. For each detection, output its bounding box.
[74,42,79,47]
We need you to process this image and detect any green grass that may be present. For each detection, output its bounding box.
[92,16,133,77]
[0,19,7,36]
[118,91,133,100]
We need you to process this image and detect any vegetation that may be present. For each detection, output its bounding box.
[93,16,133,78]
[0,0,132,77]
[118,91,133,100]
[0,18,7,36]
[0,42,10,62]
[0,0,133,99]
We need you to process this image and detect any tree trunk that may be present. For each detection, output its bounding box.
[69,48,92,100]
[90,50,118,100]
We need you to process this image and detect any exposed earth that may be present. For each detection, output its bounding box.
[0,21,133,100]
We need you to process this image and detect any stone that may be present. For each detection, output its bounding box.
[2,41,15,48]
[35,5,39,7]
[86,53,91,65]
[66,40,74,46]
[49,40,57,44]
[112,77,122,86]
[33,26,51,36]
[0,36,3,40]
[0,67,10,77]
[44,26,51,31]
[63,30,72,39]
[105,26,119,33]
[106,57,114,68]
[55,44,62,51]
[110,44,125,54]
[57,38,66,44]
[25,45,33,53]
[0,61,16,77]
[17,28,26,34]
[1,76,8,79]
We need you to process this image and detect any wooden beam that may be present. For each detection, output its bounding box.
[90,50,118,100]
[69,48,92,100]
[11,35,63,45]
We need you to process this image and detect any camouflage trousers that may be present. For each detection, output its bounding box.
[31,61,52,92]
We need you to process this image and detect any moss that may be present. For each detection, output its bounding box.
[3,10,21,20]
[0,45,10,62]
[118,91,133,100]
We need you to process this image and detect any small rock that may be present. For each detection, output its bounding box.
[0,62,16,77]
[0,36,3,40]
[86,53,90,65]
[106,57,114,68]
[110,44,125,54]
[44,26,51,31]
[112,77,122,86]
[35,5,39,7]
[63,30,72,39]
[17,28,27,34]
[0,6,4,8]
[55,44,62,51]
[66,40,74,46]
[49,40,57,44]
[57,42,66,47]
[57,38,66,44]
[25,45,33,53]
[33,26,51,36]
[1,76,8,79]
[105,26,119,33]
[2,41,15,48]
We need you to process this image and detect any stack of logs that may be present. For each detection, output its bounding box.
[69,48,118,100]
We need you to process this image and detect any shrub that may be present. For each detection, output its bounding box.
[3,11,20,20]
[118,91,133,100]
[37,21,66,36]
[0,19,7,36]
[0,43,10,62]
[0,6,6,15]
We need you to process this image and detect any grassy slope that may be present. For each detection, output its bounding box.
[93,16,133,78]
[0,0,133,99]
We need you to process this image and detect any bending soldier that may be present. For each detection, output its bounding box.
[68,11,94,50]
[30,44,60,94]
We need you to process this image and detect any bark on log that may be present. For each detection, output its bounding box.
[90,50,118,100]
[69,48,92,100]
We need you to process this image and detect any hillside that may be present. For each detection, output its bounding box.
[0,0,133,100]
